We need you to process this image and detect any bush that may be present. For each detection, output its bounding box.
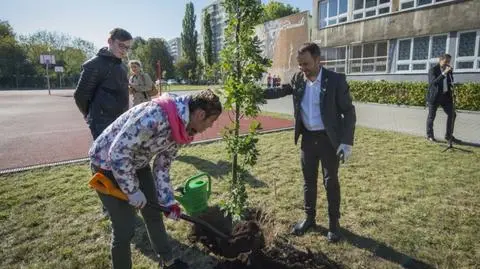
[348,81,480,111]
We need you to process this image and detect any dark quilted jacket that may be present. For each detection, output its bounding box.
[74,47,129,138]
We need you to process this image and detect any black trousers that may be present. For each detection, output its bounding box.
[426,94,456,139]
[300,130,341,220]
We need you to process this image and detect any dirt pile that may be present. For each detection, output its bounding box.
[214,238,341,269]
[188,206,341,268]
[188,206,265,258]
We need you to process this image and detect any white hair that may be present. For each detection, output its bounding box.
[128,60,142,69]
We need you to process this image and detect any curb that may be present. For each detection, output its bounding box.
[0,127,294,175]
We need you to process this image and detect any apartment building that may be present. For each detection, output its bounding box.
[200,0,228,61]
[167,37,182,63]
[311,0,480,82]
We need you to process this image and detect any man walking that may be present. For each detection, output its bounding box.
[264,42,356,242]
[426,54,460,143]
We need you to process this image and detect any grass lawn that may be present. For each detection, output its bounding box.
[1,128,479,269]
[163,84,222,92]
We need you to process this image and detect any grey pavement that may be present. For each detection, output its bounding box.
[260,96,480,144]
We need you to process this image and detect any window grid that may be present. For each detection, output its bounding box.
[455,30,480,72]
[400,0,458,11]
[396,34,449,73]
[319,0,348,29]
[348,42,389,74]
[322,46,348,73]
[353,0,391,21]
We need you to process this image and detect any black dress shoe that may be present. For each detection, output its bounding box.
[445,136,461,143]
[291,217,316,236]
[327,218,342,243]
[327,231,341,243]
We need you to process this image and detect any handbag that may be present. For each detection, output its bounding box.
[139,73,158,97]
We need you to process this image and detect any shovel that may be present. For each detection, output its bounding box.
[88,172,230,240]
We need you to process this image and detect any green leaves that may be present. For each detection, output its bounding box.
[181,2,198,81]
[220,0,271,220]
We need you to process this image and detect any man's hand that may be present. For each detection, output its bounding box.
[127,190,147,209]
[443,65,452,75]
[336,144,353,163]
[164,203,181,220]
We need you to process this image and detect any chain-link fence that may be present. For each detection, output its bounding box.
[0,74,79,89]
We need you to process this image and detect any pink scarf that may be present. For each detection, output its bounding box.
[152,96,193,144]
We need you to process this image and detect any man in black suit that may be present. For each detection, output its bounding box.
[426,54,459,143]
[264,42,356,242]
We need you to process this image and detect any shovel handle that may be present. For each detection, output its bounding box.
[88,172,230,240]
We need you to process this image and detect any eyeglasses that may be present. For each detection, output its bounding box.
[117,42,131,51]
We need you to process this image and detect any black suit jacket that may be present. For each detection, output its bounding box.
[427,64,453,104]
[264,68,356,149]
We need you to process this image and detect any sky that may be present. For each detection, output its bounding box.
[1,0,311,49]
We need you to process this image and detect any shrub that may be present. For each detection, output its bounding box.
[348,81,480,111]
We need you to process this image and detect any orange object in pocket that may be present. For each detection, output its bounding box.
[88,172,128,201]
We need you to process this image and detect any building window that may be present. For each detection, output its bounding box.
[455,30,480,71]
[400,0,453,10]
[322,47,347,73]
[353,0,391,21]
[318,0,348,28]
[396,34,449,73]
[348,41,388,73]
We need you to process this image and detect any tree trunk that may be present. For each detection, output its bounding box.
[232,0,242,186]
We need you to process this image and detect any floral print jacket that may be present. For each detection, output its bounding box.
[89,94,190,206]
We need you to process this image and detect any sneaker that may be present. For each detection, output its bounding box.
[427,136,436,142]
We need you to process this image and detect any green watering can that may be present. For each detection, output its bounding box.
[174,172,211,216]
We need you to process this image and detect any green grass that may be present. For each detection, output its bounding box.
[1,128,479,269]
[163,84,222,92]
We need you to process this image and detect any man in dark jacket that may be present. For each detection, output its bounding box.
[426,54,459,142]
[264,43,356,242]
[74,28,132,139]
[74,28,132,218]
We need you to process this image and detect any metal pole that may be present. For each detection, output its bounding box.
[46,61,51,95]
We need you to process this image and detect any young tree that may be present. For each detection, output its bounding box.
[261,1,300,23]
[181,2,198,81]
[221,0,271,219]
[202,11,214,67]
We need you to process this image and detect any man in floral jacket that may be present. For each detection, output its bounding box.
[89,89,222,269]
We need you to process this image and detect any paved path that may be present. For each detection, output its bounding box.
[261,96,480,144]
[1,89,478,171]
[0,90,292,171]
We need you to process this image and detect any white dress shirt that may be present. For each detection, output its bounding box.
[300,68,325,131]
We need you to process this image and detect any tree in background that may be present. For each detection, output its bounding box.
[181,2,198,82]
[202,11,218,83]
[220,0,271,219]
[0,26,94,88]
[261,0,300,23]
[203,11,214,67]
[0,21,35,88]
[131,36,147,52]
[135,38,174,80]
[174,58,192,82]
